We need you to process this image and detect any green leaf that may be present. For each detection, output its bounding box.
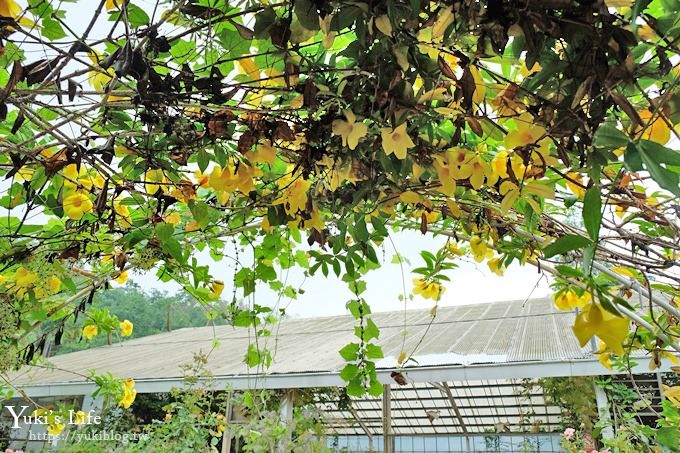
[639,139,680,166]
[582,187,602,241]
[365,343,384,359]
[294,0,320,31]
[555,265,584,278]
[339,342,360,361]
[370,216,388,236]
[542,234,592,259]
[109,3,149,28]
[170,39,197,64]
[581,243,596,274]
[255,263,276,281]
[367,377,384,396]
[352,217,369,242]
[155,222,174,241]
[245,344,261,367]
[346,300,361,319]
[340,364,360,381]
[253,7,276,39]
[624,142,643,171]
[41,18,67,40]
[234,268,255,297]
[656,427,680,448]
[188,199,210,229]
[233,310,254,327]
[638,140,680,197]
[346,377,365,397]
[363,319,380,341]
[592,124,629,149]
[155,223,184,263]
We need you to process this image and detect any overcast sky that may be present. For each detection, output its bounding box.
[128,229,552,318]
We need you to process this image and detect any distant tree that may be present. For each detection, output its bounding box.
[53,282,228,354]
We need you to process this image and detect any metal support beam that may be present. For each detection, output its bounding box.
[17,356,679,397]
[348,403,374,450]
[594,383,613,439]
[441,382,471,452]
[382,384,392,453]
[656,369,665,400]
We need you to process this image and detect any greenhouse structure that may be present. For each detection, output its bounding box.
[5,297,674,452]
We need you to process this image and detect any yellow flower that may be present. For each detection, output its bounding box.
[417,87,450,104]
[73,411,87,425]
[553,290,590,311]
[208,163,260,195]
[412,278,444,300]
[399,190,421,205]
[246,140,277,165]
[120,320,134,337]
[598,351,614,370]
[445,241,464,256]
[194,170,210,188]
[46,276,61,294]
[448,148,473,180]
[491,151,508,178]
[432,155,456,196]
[114,199,133,228]
[636,110,671,144]
[0,0,34,26]
[332,110,368,150]
[63,192,93,220]
[118,379,137,409]
[82,325,98,341]
[573,302,629,355]
[469,236,492,262]
[491,84,524,116]
[48,423,65,436]
[615,204,627,218]
[381,123,415,160]
[487,257,505,276]
[467,155,496,190]
[566,172,586,199]
[88,51,114,91]
[210,280,225,297]
[505,114,549,152]
[662,385,680,407]
[13,266,37,288]
[105,0,121,10]
[164,212,181,225]
[273,172,310,215]
[114,270,128,284]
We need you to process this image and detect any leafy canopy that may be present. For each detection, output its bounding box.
[0,0,679,397]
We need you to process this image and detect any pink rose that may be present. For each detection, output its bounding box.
[563,427,576,440]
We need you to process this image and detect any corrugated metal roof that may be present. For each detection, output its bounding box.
[11,297,590,387]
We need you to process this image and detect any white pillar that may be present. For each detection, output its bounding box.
[221,391,234,453]
[594,383,614,439]
[382,385,392,453]
[276,390,295,452]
